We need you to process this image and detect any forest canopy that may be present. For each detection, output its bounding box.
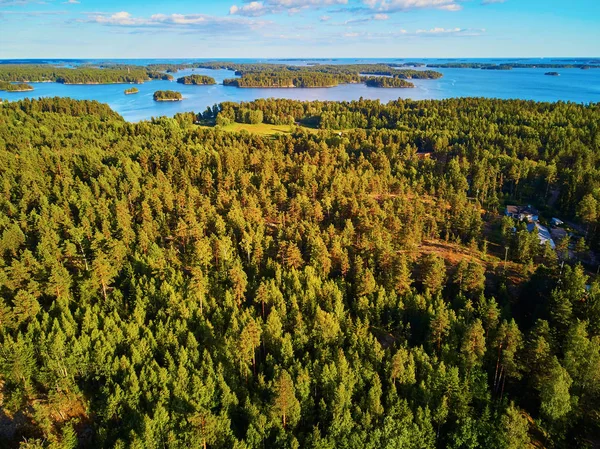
[0,97,599,449]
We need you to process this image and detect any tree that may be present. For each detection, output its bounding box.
[390,347,416,386]
[500,403,530,449]
[430,298,451,354]
[493,320,523,399]
[421,254,447,295]
[461,319,486,372]
[540,357,572,421]
[238,319,262,377]
[189,267,208,315]
[454,260,486,296]
[272,370,300,429]
[576,194,597,237]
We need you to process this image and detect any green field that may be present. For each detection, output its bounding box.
[210,122,295,135]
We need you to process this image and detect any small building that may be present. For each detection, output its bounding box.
[551,217,564,227]
[505,205,539,222]
[527,222,556,249]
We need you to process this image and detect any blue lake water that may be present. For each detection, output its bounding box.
[2,58,599,122]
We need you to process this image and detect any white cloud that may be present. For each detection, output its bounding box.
[373,13,388,20]
[0,9,67,16]
[320,15,331,21]
[230,1,266,17]
[63,0,80,4]
[230,0,348,17]
[86,11,270,35]
[341,26,484,40]
[363,0,463,12]
[416,27,485,35]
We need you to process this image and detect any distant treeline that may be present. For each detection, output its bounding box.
[146,62,444,82]
[0,65,173,84]
[176,74,217,85]
[428,62,600,70]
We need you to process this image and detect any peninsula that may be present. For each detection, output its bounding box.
[0,80,34,92]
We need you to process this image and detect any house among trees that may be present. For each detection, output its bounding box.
[527,222,556,249]
[505,205,539,222]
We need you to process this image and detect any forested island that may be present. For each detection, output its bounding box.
[0,96,599,448]
[224,72,361,88]
[176,74,217,85]
[0,64,172,84]
[146,62,443,87]
[0,80,34,91]
[124,87,139,95]
[153,90,183,101]
[364,76,415,88]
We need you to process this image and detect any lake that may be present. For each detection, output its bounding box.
[2,58,599,122]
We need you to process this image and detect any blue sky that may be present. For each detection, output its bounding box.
[0,0,599,58]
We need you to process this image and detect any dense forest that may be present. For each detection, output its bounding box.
[0,81,34,92]
[364,77,415,88]
[0,97,599,449]
[176,75,217,86]
[153,90,183,101]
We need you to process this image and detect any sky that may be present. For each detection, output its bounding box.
[0,0,599,59]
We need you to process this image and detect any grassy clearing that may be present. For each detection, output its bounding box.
[197,122,293,136]
[197,122,324,136]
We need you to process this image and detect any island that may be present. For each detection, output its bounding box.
[149,62,443,87]
[124,87,139,95]
[0,80,34,92]
[224,72,361,88]
[364,77,415,88]
[176,74,216,85]
[545,71,560,76]
[0,65,157,85]
[153,90,183,102]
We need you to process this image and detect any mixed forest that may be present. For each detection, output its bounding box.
[0,96,599,449]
